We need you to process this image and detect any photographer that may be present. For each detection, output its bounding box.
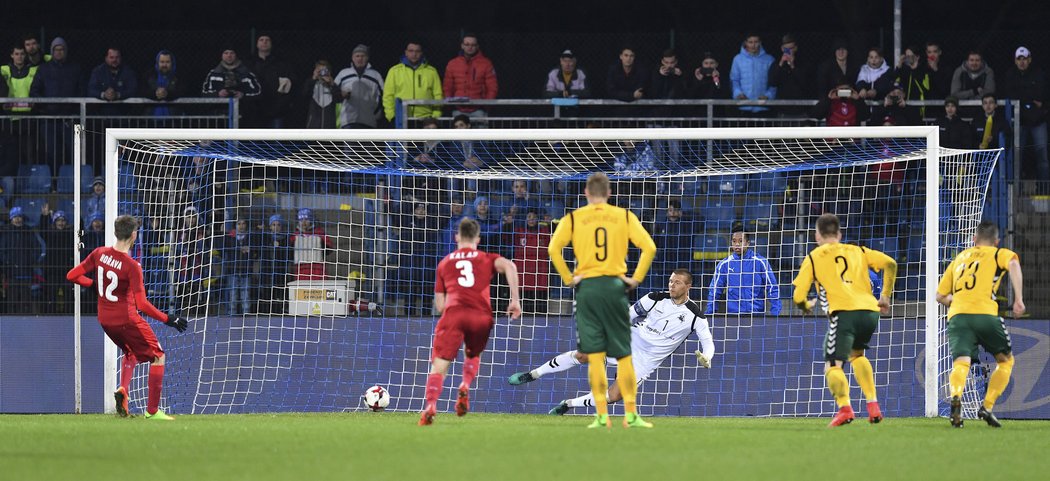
[302,59,339,128]
[870,84,920,126]
[809,78,869,126]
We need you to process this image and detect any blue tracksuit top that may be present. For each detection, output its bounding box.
[705,249,781,315]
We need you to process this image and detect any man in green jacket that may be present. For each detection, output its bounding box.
[383,41,443,126]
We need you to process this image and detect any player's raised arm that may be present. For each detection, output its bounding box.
[626,210,657,286]
[547,214,574,286]
[494,256,522,319]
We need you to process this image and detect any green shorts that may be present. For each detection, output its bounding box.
[824,310,879,362]
[948,314,1013,359]
[574,276,631,359]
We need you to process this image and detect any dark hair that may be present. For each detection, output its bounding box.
[816,213,840,237]
[731,222,749,241]
[925,41,941,51]
[586,172,610,197]
[420,117,439,128]
[975,221,999,243]
[671,268,693,285]
[982,92,997,102]
[462,33,478,42]
[668,199,681,209]
[868,47,884,58]
[114,215,138,241]
[406,40,423,49]
[967,50,983,59]
[661,48,677,59]
[22,33,40,43]
[453,114,471,126]
[781,33,797,45]
[458,217,480,240]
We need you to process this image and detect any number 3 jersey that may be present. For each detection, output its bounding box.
[630,292,715,361]
[435,248,502,317]
[937,246,1018,318]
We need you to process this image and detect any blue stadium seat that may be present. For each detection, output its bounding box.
[868,237,900,261]
[747,172,787,194]
[707,174,747,194]
[744,202,773,229]
[700,197,735,229]
[13,197,46,227]
[17,164,52,194]
[692,234,729,261]
[56,164,94,194]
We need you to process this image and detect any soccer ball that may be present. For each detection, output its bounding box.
[362,385,391,411]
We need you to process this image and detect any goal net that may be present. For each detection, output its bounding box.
[101,127,1000,418]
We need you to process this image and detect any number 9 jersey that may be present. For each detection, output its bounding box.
[435,248,502,317]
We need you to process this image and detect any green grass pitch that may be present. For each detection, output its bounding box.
[3,412,1048,480]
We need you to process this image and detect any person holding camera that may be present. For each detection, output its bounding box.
[855,47,894,101]
[870,84,919,126]
[768,33,810,116]
[894,45,932,117]
[809,77,869,126]
[303,59,339,128]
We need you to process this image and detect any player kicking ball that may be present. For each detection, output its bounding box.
[419,218,522,426]
[66,215,187,420]
[508,270,715,415]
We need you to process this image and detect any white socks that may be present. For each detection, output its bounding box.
[531,350,581,378]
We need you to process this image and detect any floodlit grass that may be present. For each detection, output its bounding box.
[2,412,1048,481]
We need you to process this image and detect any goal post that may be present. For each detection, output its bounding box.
[102,126,998,417]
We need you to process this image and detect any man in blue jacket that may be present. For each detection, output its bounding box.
[730,34,776,114]
[705,224,781,315]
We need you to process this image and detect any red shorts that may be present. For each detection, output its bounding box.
[432,310,493,361]
[101,317,164,361]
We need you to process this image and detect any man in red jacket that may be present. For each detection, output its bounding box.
[443,33,498,120]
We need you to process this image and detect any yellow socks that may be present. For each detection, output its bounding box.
[586,352,609,416]
[826,366,850,407]
[984,355,1014,411]
[949,359,970,399]
[615,355,638,414]
[849,355,878,402]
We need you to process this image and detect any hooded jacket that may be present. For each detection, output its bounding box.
[145,50,181,115]
[383,56,443,123]
[950,61,995,100]
[729,44,776,112]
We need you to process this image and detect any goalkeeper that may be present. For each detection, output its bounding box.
[509,270,715,415]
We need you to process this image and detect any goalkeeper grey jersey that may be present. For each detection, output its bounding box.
[630,292,715,361]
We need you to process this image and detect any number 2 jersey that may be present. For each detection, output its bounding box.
[630,293,715,361]
[792,243,895,314]
[72,246,165,325]
[434,248,502,318]
[937,246,1018,319]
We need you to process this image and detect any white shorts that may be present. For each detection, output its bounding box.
[605,348,663,385]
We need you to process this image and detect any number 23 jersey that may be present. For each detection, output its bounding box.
[937,246,1018,318]
[435,248,502,316]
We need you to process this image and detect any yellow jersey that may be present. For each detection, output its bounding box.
[937,246,1018,318]
[792,242,896,314]
[548,202,657,285]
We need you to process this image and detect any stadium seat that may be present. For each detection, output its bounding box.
[693,233,729,261]
[56,164,94,194]
[17,164,52,194]
[744,202,773,229]
[747,172,787,194]
[700,197,735,229]
[707,174,747,194]
[13,197,46,227]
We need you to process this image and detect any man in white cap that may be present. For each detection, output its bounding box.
[1004,46,1049,183]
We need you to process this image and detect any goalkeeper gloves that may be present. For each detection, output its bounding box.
[164,314,188,333]
[695,350,712,369]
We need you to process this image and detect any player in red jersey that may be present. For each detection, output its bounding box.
[419,217,522,426]
[66,215,188,420]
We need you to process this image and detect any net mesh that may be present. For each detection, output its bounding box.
[107,129,1000,417]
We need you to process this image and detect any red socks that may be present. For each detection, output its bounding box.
[424,373,444,410]
[121,353,138,392]
[462,356,480,388]
[147,364,165,415]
